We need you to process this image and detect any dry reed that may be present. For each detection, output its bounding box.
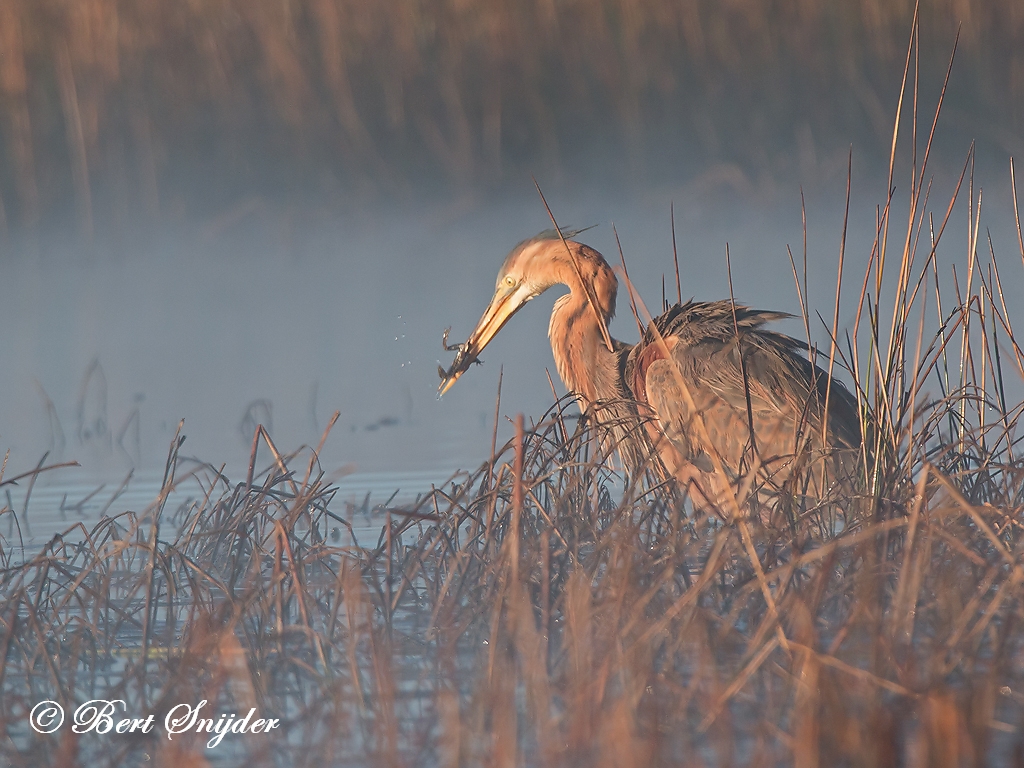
[0,0,1020,229]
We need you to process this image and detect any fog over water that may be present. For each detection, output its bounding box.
[1,160,1021,500]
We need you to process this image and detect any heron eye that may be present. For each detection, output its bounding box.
[504,276,516,287]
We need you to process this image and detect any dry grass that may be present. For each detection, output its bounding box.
[0,0,1021,230]
[4,15,1024,768]
[2,340,1024,765]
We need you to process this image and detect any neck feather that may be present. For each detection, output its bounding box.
[549,287,621,403]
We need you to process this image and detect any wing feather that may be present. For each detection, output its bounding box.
[628,300,860,496]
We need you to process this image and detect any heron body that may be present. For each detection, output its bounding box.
[440,231,861,509]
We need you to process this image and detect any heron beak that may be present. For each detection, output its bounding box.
[438,369,465,396]
[438,376,459,396]
[439,283,531,395]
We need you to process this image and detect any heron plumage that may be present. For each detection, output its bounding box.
[440,233,861,508]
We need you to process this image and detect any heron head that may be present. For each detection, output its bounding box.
[438,234,570,395]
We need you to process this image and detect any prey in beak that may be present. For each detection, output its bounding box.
[438,278,534,395]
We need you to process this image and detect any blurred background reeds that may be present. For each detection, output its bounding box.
[0,0,1021,233]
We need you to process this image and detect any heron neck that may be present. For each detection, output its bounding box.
[548,287,621,403]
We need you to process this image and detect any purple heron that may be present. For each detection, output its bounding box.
[439,231,861,509]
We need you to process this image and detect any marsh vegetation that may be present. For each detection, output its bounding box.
[0,0,1020,231]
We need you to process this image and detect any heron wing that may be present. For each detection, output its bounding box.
[642,332,855,482]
